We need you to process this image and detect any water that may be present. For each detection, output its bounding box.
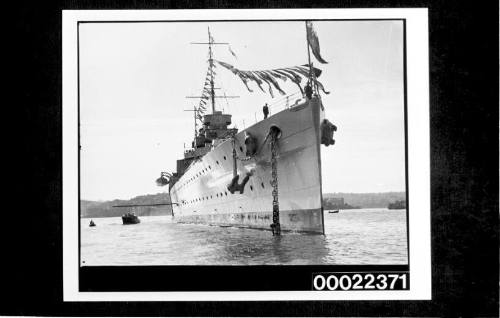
[81,209,408,265]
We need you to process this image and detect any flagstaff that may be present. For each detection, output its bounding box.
[306,21,314,91]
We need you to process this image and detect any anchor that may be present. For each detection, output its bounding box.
[227,171,253,194]
[227,138,253,194]
[320,119,337,146]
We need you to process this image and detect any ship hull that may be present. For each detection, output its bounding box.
[170,98,325,234]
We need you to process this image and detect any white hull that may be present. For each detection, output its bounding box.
[170,98,325,233]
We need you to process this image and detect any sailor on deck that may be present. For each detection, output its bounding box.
[263,103,269,119]
[304,82,313,100]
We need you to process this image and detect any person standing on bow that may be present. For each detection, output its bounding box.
[262,103,269,119]
[304,81,313,100]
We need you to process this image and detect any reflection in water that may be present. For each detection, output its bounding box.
[81,209,407,265]
[215,231,332,265]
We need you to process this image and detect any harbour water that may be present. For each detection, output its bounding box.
[80,208,408,266]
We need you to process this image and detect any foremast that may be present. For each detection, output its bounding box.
[164,28,239,188]
[207,27,216,114]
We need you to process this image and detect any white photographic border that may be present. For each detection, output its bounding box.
[63,8,430,301]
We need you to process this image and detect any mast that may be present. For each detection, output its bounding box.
[193,105,198,137]
[208,27,216,114]
[305,21,321,96]
[183,106,199,140]
[187,27,239,119]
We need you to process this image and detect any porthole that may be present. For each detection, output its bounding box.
[209,165,211,169]
[223,156,226,160]
[239,146,243,152]
[250,185,254,191]
[261,182,265,188]
[216,161,219,165]
[225,191,228,196]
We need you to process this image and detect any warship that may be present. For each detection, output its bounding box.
[157,23,337,234]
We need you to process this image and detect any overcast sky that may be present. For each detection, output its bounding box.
[79,20,405,201]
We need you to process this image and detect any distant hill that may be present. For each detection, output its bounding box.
[323,192,406,209]
[81,193,173,218]
[80,191,406,218]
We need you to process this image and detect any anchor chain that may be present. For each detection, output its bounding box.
[269,127,281,236]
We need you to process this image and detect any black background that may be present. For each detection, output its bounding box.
[4,0,498,316]
[80,266,410,291]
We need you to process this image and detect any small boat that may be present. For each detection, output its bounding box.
[122,212,140,225]
[89,220,96,227]
[328,210,339,214]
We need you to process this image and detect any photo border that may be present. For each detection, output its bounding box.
[63,8,430,301]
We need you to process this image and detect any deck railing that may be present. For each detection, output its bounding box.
[233,91,305,129]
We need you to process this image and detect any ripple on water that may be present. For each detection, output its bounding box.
[80,210,408,265]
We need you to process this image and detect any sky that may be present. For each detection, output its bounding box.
[79,20,405,201]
